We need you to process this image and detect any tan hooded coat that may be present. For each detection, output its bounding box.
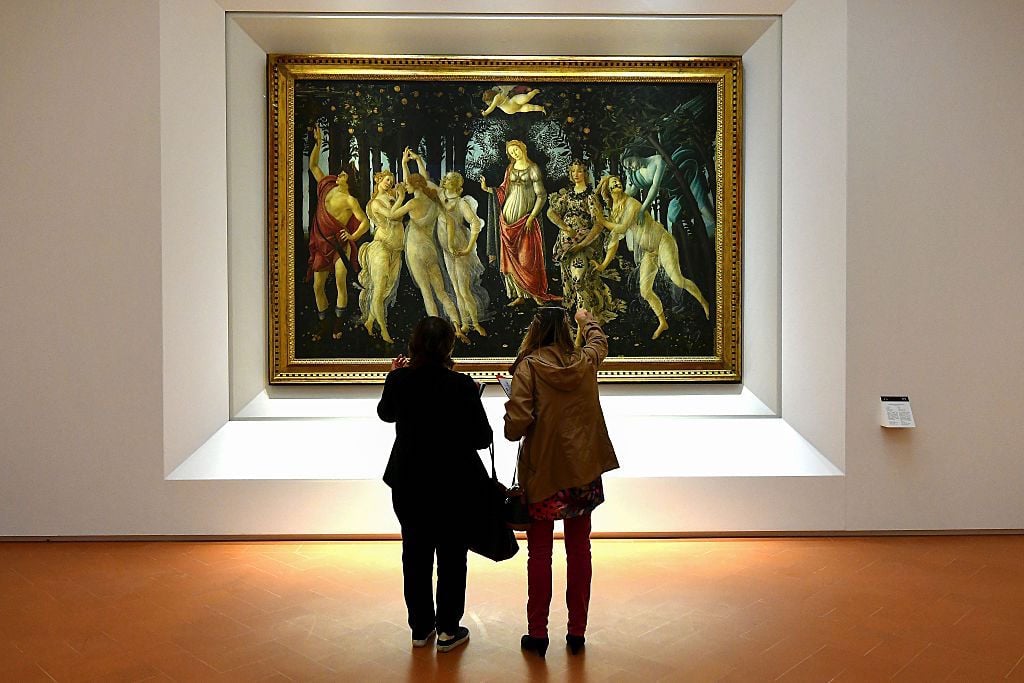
[503,320,620,503]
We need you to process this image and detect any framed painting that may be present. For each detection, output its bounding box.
[268,55,742,383]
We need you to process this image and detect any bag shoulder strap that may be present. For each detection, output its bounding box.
[488,441,498,480]
[489,440,524,487]
[511,440,524,487]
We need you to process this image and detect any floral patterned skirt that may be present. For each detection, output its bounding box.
[528,477,605,521]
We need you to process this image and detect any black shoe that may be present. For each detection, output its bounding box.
[566,634,586,655]
[520,634,549,657]
[436,626,470,652]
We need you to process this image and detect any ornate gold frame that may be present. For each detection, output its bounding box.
[268,55,742,383]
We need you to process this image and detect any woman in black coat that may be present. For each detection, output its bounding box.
[378,316,492,652]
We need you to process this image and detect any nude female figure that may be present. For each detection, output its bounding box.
[574,175,709,340]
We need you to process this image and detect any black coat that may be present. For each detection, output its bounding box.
[378,365,492,518]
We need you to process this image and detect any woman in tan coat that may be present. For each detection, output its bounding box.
[504,306,619,657]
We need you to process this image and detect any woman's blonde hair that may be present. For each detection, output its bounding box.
[372,170,395,199]
[509,306,574,375]
[442,171,464,195]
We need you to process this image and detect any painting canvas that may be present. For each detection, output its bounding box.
[268,56,742,383]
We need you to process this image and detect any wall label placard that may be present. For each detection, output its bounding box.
[880,395,915,428]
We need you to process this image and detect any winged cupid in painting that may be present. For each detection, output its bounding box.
[481,85,547,117]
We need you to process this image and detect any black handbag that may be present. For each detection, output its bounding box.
[504,441,532,531]
[467,443,519,562]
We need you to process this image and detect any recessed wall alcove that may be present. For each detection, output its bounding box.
[160,0,847,534]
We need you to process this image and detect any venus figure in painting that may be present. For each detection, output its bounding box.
[307,126,370,341]
[358,170,406,344]
[480,140,560,307]
[576,175,709,340]
[480,85,546,116]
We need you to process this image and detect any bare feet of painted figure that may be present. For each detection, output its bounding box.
[461,322,488,337]
[652,316,670,340]
[364,318,395,345]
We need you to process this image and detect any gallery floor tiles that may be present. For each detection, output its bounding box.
[1,535,1023,681]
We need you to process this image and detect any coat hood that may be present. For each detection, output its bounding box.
[526,345,592,391]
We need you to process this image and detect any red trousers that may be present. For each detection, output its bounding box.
[526,514,592,638]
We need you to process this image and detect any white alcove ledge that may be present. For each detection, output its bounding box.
[163,6,844,514]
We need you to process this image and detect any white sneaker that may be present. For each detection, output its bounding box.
[436,626,470,652]
[412,628,435,648]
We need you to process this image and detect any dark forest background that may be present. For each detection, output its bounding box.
[291,78,719,361]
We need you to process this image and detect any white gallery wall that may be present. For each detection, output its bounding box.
[843,0,1024,529]
[1,0,1022,536]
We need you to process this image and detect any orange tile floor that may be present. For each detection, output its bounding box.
[1,535,1023,681]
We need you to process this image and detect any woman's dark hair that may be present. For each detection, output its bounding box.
[509,306,573,374]
[408,316,456,369]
